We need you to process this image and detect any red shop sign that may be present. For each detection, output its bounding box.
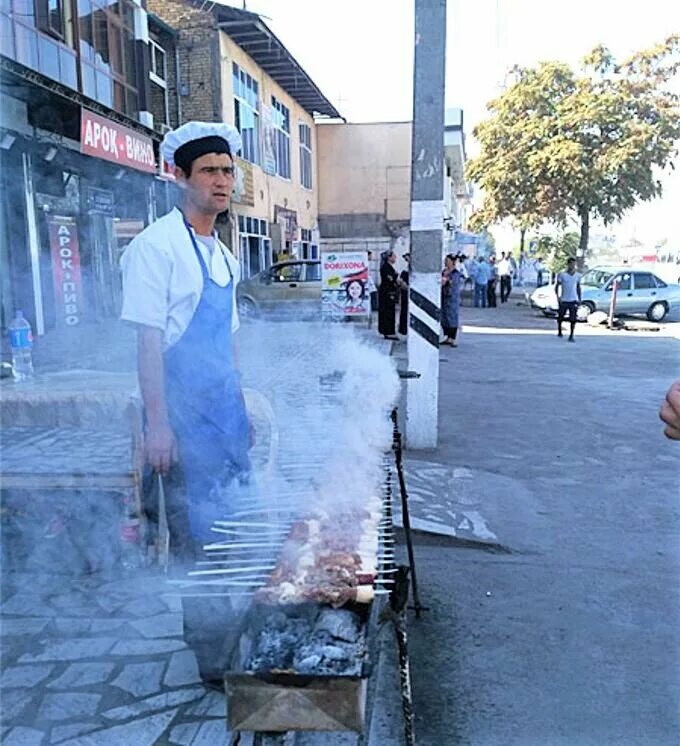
[81,109,156,173]
[47,215,84,327]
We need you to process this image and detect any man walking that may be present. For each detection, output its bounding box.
[497,252,512,303]
[121,121,252,685]
[555,257,582,342]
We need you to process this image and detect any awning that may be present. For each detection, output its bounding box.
[206,3,342,119]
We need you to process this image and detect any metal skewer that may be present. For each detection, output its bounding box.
[188,566,275,577]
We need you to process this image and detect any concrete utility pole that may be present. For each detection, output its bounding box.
[405,0,446,449]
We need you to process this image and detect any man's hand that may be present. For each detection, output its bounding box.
[660,380,680,440]
[145,422,178,475]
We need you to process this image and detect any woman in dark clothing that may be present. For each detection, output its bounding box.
[398,253,410,336]
[378,250,400,340]
[441,253,463,346]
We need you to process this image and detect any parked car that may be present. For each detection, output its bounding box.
[530,266,680,322]
[237,260,321,319]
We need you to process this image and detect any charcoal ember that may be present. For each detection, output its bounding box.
[319,644,350,662]
[293,634,362,676]
[314,608,361,643]
[247,616,312,672]
[294,654,322,673]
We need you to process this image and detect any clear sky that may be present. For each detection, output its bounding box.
[223,0,680,248]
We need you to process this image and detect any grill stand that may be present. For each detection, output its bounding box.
[391,408,428,618]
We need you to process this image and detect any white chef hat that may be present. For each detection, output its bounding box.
[160,121,242,170]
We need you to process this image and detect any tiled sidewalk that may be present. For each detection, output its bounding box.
[1,570,231,745]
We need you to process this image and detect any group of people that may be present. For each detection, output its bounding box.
[375,249,568,349]
[376,250,466,348]
[377,249,410,340]
[467,252,517,308]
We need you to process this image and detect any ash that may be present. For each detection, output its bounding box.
[246,608,366,676]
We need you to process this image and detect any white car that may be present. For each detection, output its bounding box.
[530,266,680,322]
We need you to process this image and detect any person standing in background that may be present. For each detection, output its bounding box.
[518,250,528,286]
[487,256,498,308]
[473,256,489,308]
[535,256,545,287]
[378,250,400,340]
[441,254,463,346]
[367,250,379,313]
[498,252,512,303]
[398,253,410,336]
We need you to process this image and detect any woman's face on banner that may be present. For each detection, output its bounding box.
[348,280,363,301]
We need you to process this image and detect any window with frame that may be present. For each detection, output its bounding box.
[149,39,166,86]
[237,215,271,278]
[78,0,138,117]
[299,122,312,189]
[300,227,318,260]
[232,63,260,165]
[271,96,291,179]
[3,0,78,87]
[35,0,63,39]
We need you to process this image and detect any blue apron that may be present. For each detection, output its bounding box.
[164,218,250,541]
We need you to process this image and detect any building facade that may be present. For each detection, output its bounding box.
[0,0,177,344]
[149,1,340,278]
[317,109,472,261]
[0,0,339,353]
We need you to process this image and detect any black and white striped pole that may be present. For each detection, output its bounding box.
[406,0,447,449]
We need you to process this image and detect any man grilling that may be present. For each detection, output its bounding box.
[120,121,251,684]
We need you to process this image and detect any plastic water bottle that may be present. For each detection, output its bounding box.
[8,310,34,381]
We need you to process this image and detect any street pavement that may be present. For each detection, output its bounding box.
[372,289,680,745]
[2,293,679,745]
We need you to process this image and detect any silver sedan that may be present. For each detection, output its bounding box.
[530,267,680,322]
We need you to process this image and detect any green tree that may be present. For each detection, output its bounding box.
[468,36,680,267]
[537,232,580,275]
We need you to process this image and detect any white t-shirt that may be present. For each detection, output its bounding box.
[497,258,512,276]
[556,271,582,302]
[120,207,240,349]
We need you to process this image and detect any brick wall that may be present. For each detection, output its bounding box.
[148,0,221,125]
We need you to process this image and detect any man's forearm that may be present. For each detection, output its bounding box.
[137,326,169,428]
